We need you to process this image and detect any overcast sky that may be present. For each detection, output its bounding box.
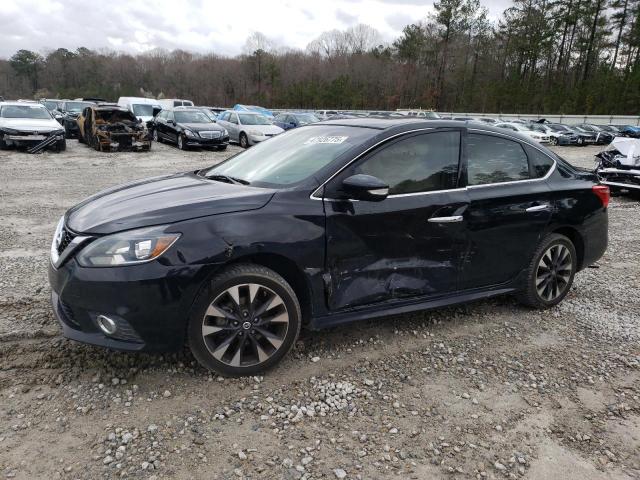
[0,0,513,59]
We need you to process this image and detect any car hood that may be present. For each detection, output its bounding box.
[0,117,61,132]
[66,172,276,235]
[179,122,224,132]
[243,124,284,135]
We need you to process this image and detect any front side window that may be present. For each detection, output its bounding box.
[355,131,461,195]
[467,134,530,186]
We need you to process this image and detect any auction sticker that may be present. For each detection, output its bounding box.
[304,136,348,145]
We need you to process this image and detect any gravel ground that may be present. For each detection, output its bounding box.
[0,141,638,480]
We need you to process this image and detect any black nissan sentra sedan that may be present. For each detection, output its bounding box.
[49,119,609,376]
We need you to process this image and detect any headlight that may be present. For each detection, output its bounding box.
[184,129,198,138]
[0,127,18,134]
[50,216,65,263]
[223,129,228,136]
[76,226,180,267]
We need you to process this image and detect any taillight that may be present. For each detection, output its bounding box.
[592,185,610,208]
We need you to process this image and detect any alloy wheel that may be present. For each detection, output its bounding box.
[201,283,290,368]
[535,244,572,302]
[153,129,158,142]
[178,135,184,149]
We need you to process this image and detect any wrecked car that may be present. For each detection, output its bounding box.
[48,119,609,376]
[0,102,66,153]
[77,104,151,152]
[595,137,640,195]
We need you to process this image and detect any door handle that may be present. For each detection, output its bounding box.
[525,204,550,212]
[428,215,464,223]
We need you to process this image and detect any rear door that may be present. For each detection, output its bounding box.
[226,113,240,142]
[324,129,469,310]
[459,132,554,289]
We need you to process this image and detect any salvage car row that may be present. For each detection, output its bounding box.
[1,97,638,154]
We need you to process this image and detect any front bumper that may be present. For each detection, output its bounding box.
[248,134,277,145]
[185,135,229,147]
[48,256,210,352]
[597,167,640,191]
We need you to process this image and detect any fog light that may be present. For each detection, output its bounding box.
[96,315,117,335]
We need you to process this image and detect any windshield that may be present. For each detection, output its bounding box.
[175,111,211,123]
[65,101,93,113]
[202,126,375,187]
[294,113,319,124]
[132,104,156,117]
[200,109,217,121]
[1,105,52,119]
[42,101,59,111]
[239,114,271,125]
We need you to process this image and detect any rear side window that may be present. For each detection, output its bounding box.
[467,134,529,186]
[355,131,461,195]
[524,145,555,178]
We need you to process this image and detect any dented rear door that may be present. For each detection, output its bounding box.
[323,129,468,311]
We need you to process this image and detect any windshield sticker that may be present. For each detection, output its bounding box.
[304,136,348,145]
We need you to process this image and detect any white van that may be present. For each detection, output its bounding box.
[157,99,194,109]
[117,97,162,123]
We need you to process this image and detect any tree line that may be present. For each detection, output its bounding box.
[1,0,639,114]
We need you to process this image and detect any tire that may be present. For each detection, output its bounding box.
[153,128,161,143]
[577,137,585,146]
[188,264,302,376]
[0,136,7,150]
[517,233,577,309]
[177,134,186,150]
[93,135,101,151]
[239,132,249,149]
[217,144,228,151]
[549,137,558,146]
[56,139,66,152]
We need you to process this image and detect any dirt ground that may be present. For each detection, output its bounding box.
[0,140,638,480]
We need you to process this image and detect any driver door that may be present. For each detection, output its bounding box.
[323,129,469,311]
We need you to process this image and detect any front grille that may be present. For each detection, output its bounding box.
[199,131,221,139]
[57,227,76,255]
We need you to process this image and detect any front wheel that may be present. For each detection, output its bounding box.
[177,134,186,150]
[56,139,66,152]
[239,133,249,148]
[549,136,558,146]
[153,128,161,143]
[217,144,228,151]
[188,264,301,376]
[517,233,577,309]
[577,137,585,146]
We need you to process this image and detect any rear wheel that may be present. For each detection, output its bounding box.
[517,233,577,308]
[188,264,301,376]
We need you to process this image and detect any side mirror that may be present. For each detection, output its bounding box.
[342,174,389,202]
[168,119,175,125]
[289,122,296,128]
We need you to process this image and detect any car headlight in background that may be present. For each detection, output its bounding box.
[76,226,180,267]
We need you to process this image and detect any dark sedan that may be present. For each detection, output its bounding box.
[612,125,640,138]
[574,124,615,145]
[57,100,96,138]
[549,124,596,146]
[48,119,609,376]
[152,108,229,150]
[273,112,319,130]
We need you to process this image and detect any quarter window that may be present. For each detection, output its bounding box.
[355,131,461,195]
[524,145,555,178]
[467,134,530,186]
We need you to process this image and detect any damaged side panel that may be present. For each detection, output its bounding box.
[324,191,469,311]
